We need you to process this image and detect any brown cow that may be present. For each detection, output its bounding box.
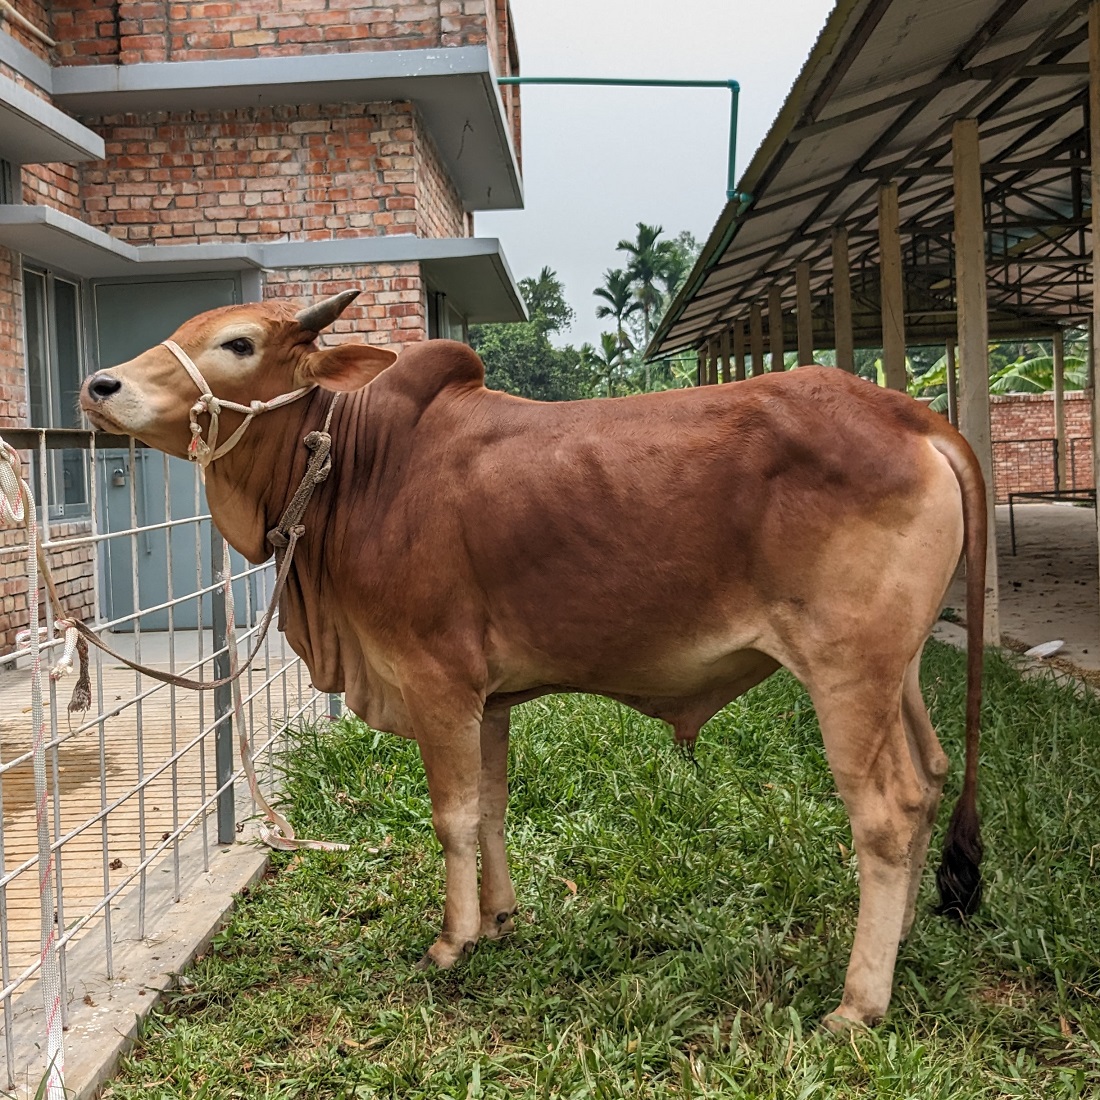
[80,290,986,1029]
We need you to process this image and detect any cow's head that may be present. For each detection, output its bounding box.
[79,290,398,460]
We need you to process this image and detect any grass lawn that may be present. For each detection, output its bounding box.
[103,641,1100,1098]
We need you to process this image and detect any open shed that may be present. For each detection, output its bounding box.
[649,0,1100,646]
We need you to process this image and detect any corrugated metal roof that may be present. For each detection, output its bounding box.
[650,0,1093,357]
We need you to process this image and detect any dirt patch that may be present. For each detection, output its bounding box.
[945,502,1098,672]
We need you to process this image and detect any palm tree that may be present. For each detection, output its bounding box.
[580,333,623,398]
[616,222,674,349]
[593,269,641,352]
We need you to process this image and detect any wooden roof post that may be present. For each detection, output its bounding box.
[953,116,1000,644]
[832,227,854,372]
[707,337,719,384]
[796,261,813,366]
[945,336,958,428]
[769,285,785,371]
[749,301,764,377]
[720,328,731,383]
[1092,0,1100,620]
[1052,328,1066,492]
[733,318,747,381]
[879,181,907,391]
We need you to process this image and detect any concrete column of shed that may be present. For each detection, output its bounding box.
[720,328,731,383]
[749,302,764,377]
[796,261,813,366]
[733,319,747,381]
[953,116,1000,645]
[879,182,907,391]
[945,337,958,428]
[1091,0,1100,616]
[769,286,785,371]
[832,228,855,372]
[1053,328,1066,491]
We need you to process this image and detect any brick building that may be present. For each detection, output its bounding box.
[0,1,526,644]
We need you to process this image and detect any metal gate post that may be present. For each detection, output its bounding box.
[211,526,236,844]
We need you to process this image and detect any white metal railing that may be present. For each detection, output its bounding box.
[0,428,327,1093]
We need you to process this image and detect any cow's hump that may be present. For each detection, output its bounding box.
[387,339,486,398]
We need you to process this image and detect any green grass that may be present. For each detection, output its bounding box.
[103,641,1100,1099]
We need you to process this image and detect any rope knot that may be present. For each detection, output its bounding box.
[249,400,267,414]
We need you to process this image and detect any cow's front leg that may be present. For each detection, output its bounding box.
[407,686,485,970]
[478,707,516,940]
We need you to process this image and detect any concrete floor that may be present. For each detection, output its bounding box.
[945,502,1099,672]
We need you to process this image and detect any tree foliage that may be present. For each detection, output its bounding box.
[470,267,593,402]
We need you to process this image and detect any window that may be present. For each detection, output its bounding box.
[0,159,13,204]
[23,267,89,516]
[427,291,467,342]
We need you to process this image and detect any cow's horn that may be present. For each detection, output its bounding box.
[295,289,361,332]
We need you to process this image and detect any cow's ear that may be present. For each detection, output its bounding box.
[297,343,399,392]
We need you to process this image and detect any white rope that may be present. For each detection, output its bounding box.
[0,440,64,1099]
[221,541,347,852]
[160,340,316,468]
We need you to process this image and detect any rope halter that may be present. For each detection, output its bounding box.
[161,339,317,467]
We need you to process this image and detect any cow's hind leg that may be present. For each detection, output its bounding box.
[478,707,517,940]
[810,674,935,1029]
[899,651,949,939]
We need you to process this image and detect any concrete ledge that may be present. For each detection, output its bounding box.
[5,816,270,1099]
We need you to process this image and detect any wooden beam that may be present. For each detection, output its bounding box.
[769,286,785,371]
[708,337,720,384]
[749,301,764,376]
[720,328,731,383]
[954,116,1000,644]
[832,228,855,372]
[1091,0,1100,616]
[733,319,746,381]
[1053,328,1066,490]
[946,337,958,427]
[796,261,813,365]
[879,181,907,390]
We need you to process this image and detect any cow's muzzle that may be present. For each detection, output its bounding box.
[85,373,122,402]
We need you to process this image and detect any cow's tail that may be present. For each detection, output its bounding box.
[929,431,986,920]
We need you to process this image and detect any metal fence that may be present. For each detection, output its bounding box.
[0,428,326,1095]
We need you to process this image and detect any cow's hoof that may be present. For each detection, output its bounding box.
[479,908,516,941]
[416,936,477,970]
[820,1009,874,1034]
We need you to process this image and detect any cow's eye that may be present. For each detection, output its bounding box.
[223,338,254,357]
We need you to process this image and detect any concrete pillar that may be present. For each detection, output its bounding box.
[832,228,855,372]
[769,285,785,371]
[796,261,813,366]
[733,319,746,381]
[749,301,764,377]
[946,337,958,428]
[1053,329,1066,492]
[953,116,1000,644]
[720,328,731,384]
[879,181,907,391]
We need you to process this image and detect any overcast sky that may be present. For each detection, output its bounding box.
[476,0,834,347]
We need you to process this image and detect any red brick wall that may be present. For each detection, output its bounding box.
[989,391,1093,502]
[22,163,83,215]
[264,262,427,350]
[50,0,121,64]
[1,0,53,60]
[0,247,26,427]
[52,0,495,65]
[0,523,96,656]
[77,102,464,243]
